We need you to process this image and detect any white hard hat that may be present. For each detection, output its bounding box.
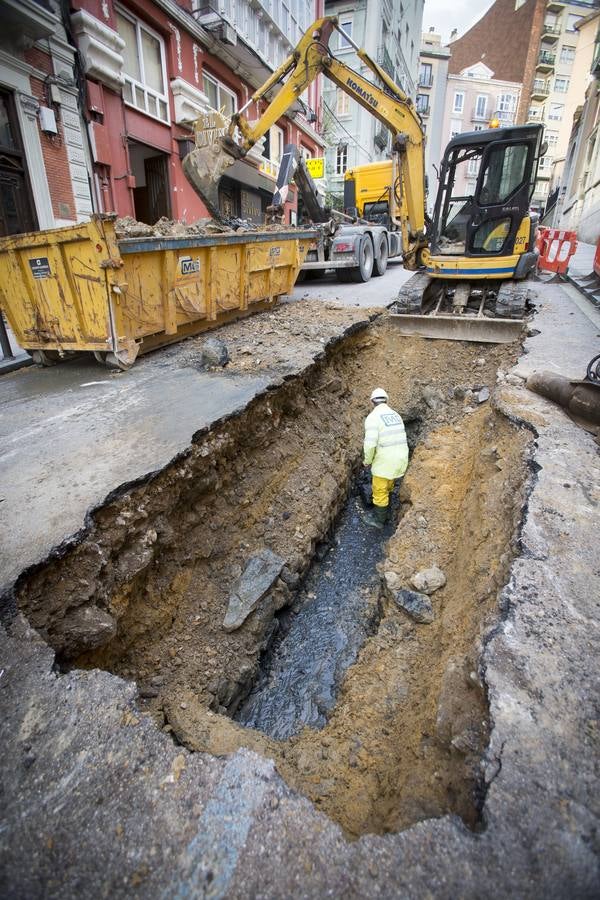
[370,387,388,402]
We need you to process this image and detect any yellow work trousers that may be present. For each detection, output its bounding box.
[372,475,395,508]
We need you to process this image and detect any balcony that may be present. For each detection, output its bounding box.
[418,73,433,88]
[536,50,556,73]
[531,79,550,101]
[472,107,489,123]
[197,0,221,26]
[416,102,430,117]
[541,21,561,42]
[527,106,546,123]
[546,0,565,12]
[258,158,280,180]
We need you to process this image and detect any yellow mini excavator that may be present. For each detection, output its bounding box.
[183,16,545,342]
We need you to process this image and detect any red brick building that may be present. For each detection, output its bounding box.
[0,0,324,235]
[447,0,545,125]
[71,0,325,224]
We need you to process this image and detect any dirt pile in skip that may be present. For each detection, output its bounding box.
[114,215,296,239]
[11,311,530,839]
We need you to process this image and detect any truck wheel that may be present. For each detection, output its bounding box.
[373,235,389,276]
[30,349,61,366]
[350,235,374,283]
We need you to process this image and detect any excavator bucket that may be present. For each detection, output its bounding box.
[390,272,526,344]
[182,110,239,222]
[388,311,524,344]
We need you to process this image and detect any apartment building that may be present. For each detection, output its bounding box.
[440,66,523,199]
[525,0,600,208]
[0,0,325,234]
[322,0,425,202]
[417,29,450,211]
[76,0,327,224]
[553,10,600,237]
[0,0,94,236]
[439,0,542,203]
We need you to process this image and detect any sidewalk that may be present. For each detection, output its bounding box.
[0,315,32,375]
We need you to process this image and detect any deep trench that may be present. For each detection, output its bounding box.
[9,320,530,839]
[234,473,402,739]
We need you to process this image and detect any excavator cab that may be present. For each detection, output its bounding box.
[428,124,544,278]
[390,123,546,341]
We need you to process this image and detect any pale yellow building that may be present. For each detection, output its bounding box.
[554,12,600,239]
[527,1,599,208]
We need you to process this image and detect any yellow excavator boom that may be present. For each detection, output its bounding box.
[183,16,427,268]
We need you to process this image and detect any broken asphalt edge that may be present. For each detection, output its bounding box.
[0,314,377,618]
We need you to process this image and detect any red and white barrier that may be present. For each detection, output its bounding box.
[536,227,577,275]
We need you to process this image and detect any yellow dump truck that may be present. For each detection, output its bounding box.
[0,216,315,369]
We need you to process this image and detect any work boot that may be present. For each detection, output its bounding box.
[362,505,387,529]
[374,505,388,527]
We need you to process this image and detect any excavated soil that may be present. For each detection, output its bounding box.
[114,215,293,239]
[10,315,530,839]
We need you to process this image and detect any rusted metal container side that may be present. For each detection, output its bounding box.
[0,216,316,367]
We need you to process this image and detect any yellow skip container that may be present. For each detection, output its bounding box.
[0,216,315,369]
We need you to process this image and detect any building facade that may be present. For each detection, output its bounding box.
[417,29,450,212]
[0,0,95,236]
[553,11,600,238]
[0,0,326,235]
[321,0,425,203]
[440,62,522,199]
[525,1,600,209]
[75,0,325,225]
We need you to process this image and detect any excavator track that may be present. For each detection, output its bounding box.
[389,272,527,344]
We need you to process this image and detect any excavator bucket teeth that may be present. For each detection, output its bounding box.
[182,140,237,223]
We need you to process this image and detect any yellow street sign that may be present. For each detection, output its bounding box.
[305,157,325,179]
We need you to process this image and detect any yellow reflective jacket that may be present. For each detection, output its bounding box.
[363,402,409,479]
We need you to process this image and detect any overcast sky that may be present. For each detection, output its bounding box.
[422,0,495,44]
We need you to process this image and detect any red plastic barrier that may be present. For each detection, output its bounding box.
[593,238,600,278]
[535,225,548,254]
[537,227,577,275]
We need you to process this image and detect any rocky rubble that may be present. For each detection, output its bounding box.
[114,215,296,240]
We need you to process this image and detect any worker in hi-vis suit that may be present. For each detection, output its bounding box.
[362,387,409,529]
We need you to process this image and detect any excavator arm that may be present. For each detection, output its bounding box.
[183,15,427,268]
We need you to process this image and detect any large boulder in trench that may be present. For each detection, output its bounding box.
[223,549,285,632]
[60,605,117,656]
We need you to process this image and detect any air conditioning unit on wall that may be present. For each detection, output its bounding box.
[218,22,237,45]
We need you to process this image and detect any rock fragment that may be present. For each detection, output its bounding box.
[61,605,117,655]
[223,549,285,631]
[391,589,434,624]
[411,565,446,594]
[201,337,229,368]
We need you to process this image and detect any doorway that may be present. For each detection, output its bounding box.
[128,141,171,224]
[0,89,37,236]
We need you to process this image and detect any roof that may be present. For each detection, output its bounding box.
[447,0,540,83]
[444,123,543,153]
